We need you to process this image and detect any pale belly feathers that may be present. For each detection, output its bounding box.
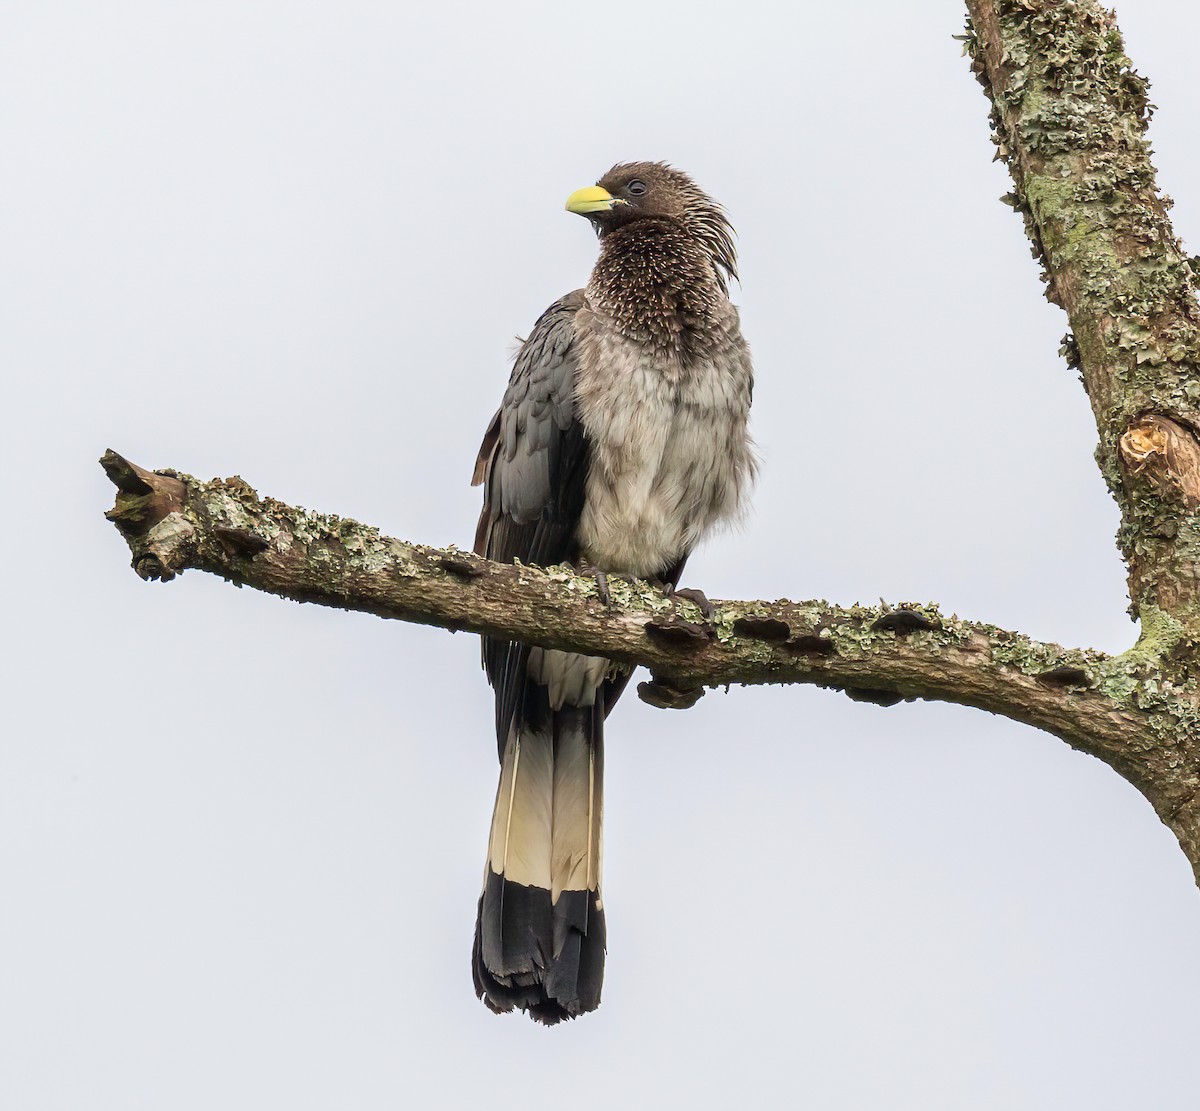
[574,326,754,580]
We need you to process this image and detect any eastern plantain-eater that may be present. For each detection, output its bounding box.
[471,162,755,1023]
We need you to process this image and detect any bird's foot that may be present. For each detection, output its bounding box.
[594,569,613,607]
[663,584,716,622]
[578,561,633,607]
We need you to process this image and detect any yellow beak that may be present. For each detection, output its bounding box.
[565,185,625,215]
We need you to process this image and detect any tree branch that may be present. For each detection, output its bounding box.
[954,0,1200,883]
[964,0,1200,633]
[101,448,1200,877]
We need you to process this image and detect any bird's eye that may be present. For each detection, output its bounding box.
[627,180,648,196]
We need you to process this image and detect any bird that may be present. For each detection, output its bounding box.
[470,162,755,1023]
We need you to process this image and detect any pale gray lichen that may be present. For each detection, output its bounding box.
[969,0,1200,642]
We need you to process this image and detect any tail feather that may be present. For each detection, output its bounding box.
[474,676,606,1024]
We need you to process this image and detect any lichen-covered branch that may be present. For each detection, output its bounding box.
[953,0,1200,885]
[964,0,1200,634]
[101,449,1200,880]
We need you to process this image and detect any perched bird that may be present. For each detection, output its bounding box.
[471,162,755,1023]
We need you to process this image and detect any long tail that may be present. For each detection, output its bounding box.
[473,661,606,1024]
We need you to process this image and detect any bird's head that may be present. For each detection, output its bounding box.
[566,161,738,290]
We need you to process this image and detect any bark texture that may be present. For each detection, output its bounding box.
[959,0,1200,875]
[965,0,1200,631]
[101,0,1200,889]
[102,444,1200,880]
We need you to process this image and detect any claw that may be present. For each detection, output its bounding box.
[666,585,716,621]
[593,569,613,607]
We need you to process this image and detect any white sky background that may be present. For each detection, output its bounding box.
[4,0,1200,1106]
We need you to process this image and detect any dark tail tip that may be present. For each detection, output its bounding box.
[472,878,605,1023]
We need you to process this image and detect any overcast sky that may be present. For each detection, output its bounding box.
[5,1,1200,1107]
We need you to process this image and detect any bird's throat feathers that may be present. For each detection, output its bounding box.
[589,219,729,356]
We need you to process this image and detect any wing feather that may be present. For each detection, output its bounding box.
[473,291,591,755]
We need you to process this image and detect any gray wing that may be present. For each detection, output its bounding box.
[472,291,591,753]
